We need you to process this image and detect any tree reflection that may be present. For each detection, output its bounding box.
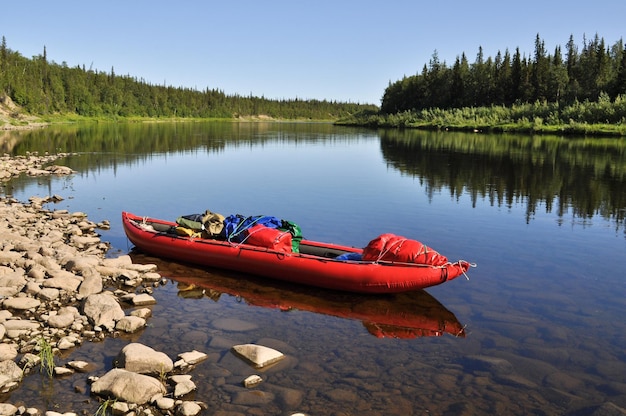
[379,129,626,231]
[4,123,625,233]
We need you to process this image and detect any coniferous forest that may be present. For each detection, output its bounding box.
[1,34,626,136]
[0,36,375,121]
[382,34,626,112]
[342,34,626,136]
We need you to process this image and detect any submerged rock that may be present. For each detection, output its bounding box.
[243,374,263,388]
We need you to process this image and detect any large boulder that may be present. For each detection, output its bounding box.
[0,360,23,393]
[81,293,125,329]
[77,268,103,299]
[114,343,173,375]
[90,368,166,404]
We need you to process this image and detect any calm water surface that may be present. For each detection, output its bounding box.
[2,122,626,415]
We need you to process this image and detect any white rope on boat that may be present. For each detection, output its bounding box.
[374,238,408,262]
[460,261,477,280]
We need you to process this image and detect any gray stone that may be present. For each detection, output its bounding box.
[131,293,156,306]
[543,371,584,391]
[115,316,146,333]
[169,374,192,383]
[115,343,173,375]
[154,396,175,410]
[81,293,125,328]
[110,401,130,414]
[243,374,263,388]
[589,402,626,416]
[173,378,196,397]
[323,388,358,402]
[2,319,41,338]
[57,336,77,350]
[177,350,208,366]
[63,255,100,273]
[26,266,46,280]
[130,308,152,319]
[42,271,82,291]
[0,403,17,415]
[47,313,75,329]
[232,344,285,369]
[461,355,514,375]
[2,297,41,310]
[176,401,203,416]
[90,368,166,405]
[58,306,80,318]
[101,255,133,268]
[54,366,74,376]
[267,384,304,408]
[232,390,275,406]
[0,360,23,392]
[0,271,27,291]
[66,360,94,372]
[141,271,161,281]
[37,287,60,301]
[0,251,22,265]
[212,318,258,332]
[0,344,18,361]
[70,235,101,248]
[0,310,12,322]
[23,274,43,290]
[77,270,103,298]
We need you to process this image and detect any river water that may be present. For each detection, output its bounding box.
[2,122,625,415]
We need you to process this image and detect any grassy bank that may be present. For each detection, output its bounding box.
[337,97,626,137]
[4,102,625,138]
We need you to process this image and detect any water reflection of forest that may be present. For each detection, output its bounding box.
[379,129,626,229]
[4,122,625,231]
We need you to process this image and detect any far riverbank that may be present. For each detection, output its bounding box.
[337,100,626,137]
[2,95,625,138]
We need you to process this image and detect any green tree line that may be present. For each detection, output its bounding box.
[0,37,376,121]
[338,96,626,136]
[381,33,626,113]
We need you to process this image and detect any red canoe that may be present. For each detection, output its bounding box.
[122,212,473,294]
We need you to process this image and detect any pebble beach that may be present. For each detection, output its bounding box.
[0,153,221,416]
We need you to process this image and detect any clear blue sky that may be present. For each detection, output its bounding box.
[2,1,625,105]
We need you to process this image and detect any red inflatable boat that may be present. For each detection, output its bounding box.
[122,212,473,294]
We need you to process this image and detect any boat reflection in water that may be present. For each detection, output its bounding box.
[130,252,466,339]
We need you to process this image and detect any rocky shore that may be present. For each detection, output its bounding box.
[0,154,290,416]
